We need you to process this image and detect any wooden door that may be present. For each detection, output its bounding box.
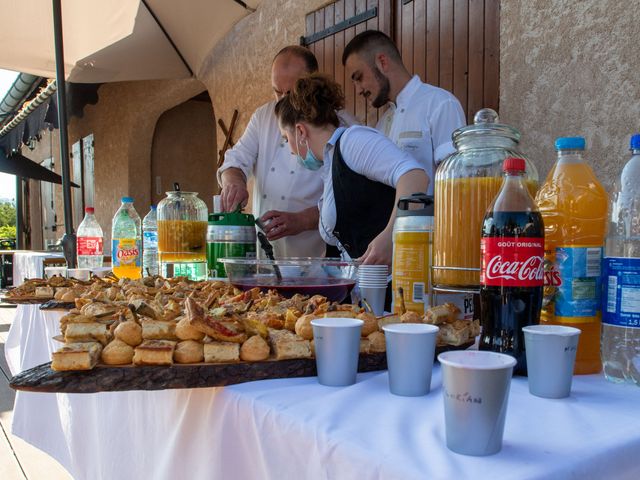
[303,0,500,125]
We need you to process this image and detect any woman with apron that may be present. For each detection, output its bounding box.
[274,73,428,266]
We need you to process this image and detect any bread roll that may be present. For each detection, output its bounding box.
[114,321,143,346]
[133,340,176,366]
[294,314,315,340]
[268,328,311,360]
[141,319,178,341]
[203,342,240,363]
[174,340,204,364]
[240,335,270,362]
[101,339,134,365]
[175,316,205,341]
[64,322,111,345]
[368,331,386,353]
[357,312,378,336]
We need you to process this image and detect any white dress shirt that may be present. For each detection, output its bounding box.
[318,126,425,248]
[218,101,355,258]
[376,75,466,195]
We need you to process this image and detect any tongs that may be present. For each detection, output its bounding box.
[255,219,283,283]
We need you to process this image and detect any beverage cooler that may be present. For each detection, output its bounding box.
[157,190,208,280]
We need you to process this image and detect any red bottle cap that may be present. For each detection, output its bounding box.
[85,207,95,214]
[503,157,526,173]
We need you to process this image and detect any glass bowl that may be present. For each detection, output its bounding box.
[219,257,358,302]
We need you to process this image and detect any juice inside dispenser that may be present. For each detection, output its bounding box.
[157,189,208,280]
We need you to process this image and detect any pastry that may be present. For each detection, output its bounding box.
[101,339,135,365]
[141,319,178,340]
[35,286,54,298]
[368,331,386,353]
[294,314,316,340]
[185,297,247,343]
[133,340,176,365]
[240,335,270,362]
[425,303,460,325]
[64,322,111,345]
[268,328,311,360]
[438,320,471,346]
[114,321,143,346]
[377,314,400,330]
[400,311,423,324]
[359,338,371,354]
[175,316,205,341]
[356,312,378,336]
[51,342,103,371]
[203,341,240,363]
[174,340,204,364]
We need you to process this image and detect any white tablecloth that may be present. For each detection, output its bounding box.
[12,251,65,285]
[6,307,640,480]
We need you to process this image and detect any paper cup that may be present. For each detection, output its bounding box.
[44,266,67,279]
[383,323,439,396]
[359,286,387,316]
[67,268,91,281]
[438,350,516,456]
[311,317,363,386]
[523,325,581,399]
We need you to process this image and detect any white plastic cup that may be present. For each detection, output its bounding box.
[522,325,581,399]
[438,350,516,456]
[359,286,386,316]
[67,268,91,281]
[91,267,112,278]
[311,317,364,386]
[44,266,67,279]
[383,323,439,396]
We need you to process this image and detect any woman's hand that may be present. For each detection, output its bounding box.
[358,230,393,266]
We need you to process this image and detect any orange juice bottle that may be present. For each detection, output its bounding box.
[111,197,142,279]
[535,137,608,374]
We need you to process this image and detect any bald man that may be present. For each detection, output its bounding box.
[218,46,355,258]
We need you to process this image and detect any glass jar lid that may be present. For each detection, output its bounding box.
[452,108,521,149]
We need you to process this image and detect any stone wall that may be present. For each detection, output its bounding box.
[500,0,640,191]
[200,0,328,152]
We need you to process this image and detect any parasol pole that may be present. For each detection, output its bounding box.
[52,0,76,267]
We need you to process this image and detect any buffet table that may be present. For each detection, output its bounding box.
[12,250,65,285]
[6,307,640,479]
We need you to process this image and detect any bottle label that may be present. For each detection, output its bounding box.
[602,256,640,328]
[480,237,544,287]
[554,246,602,318]
[143,231,158,249]
[112,238,141,267]
[77,237,103,256]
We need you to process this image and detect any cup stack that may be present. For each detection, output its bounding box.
[357,265,388,316]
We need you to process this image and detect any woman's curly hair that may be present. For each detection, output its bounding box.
[275,73,345,128]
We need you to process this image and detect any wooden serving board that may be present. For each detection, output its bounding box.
[1,296,52,305]
[39,300,76,311]
[9,343,473,394]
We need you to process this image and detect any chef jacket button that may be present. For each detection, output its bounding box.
[401,108,405,113]
[271,167,275,172]
[290,170,295,174]
[281,196,285,200]
[263,194,267,199]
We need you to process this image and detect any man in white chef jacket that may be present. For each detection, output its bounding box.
[342,30,466,195]
[218,46,354,258]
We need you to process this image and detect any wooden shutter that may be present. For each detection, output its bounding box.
[304,0,393,127]
[395,0,499,123]
[304,0,500,125]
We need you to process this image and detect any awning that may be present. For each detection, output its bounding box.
[0,149,79,186]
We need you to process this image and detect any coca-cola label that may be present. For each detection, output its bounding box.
[77,237,103,256]
[481,237,544,287]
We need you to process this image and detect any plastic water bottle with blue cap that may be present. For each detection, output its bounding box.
[112,197,142,279]
[535,137,608,374]
[143,205,158,276]
[602,133,640,385]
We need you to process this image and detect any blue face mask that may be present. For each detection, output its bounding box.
[295,131,322,171]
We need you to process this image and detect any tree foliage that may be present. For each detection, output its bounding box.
[0,202,16,227]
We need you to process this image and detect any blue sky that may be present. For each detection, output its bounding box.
[0,68,20,201]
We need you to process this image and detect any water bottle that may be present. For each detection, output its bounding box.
[602,133,640,385]
[76,207,104,269]
[143,206,158,276]
[112,197,142,279]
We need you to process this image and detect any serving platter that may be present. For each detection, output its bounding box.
[1,296,53,304]
[10,342,473,394]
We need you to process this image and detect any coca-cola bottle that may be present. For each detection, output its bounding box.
[479,157,544,375]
